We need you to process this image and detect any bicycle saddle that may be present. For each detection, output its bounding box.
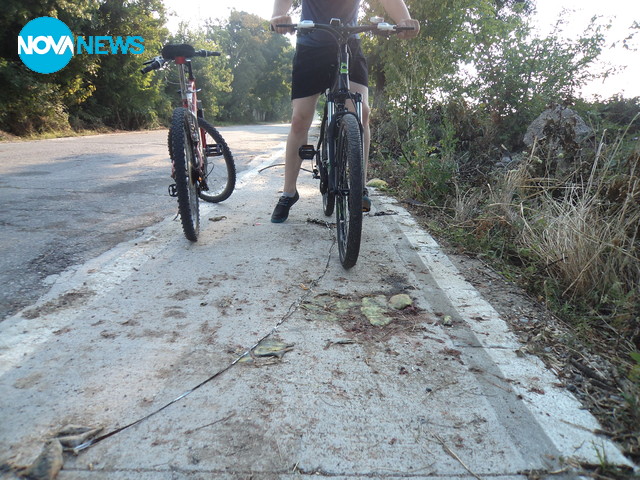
[161,44,196,59]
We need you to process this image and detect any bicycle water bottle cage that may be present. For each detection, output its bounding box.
[162,44,196,60]
[298,145,317,160]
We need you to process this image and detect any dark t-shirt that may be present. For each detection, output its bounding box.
[297,0,361,47]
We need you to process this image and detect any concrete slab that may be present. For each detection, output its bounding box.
[0,149,634,478]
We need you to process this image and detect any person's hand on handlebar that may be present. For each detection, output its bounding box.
[270,15,294,34]
[396,18,420,39]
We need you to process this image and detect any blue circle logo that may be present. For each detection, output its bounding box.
[18,17,74,74]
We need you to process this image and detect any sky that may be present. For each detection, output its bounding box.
[162,0,640,99]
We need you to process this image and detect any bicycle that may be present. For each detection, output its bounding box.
[141,44,236,242]
[277,19,413,269]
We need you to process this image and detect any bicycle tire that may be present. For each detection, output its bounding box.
[197,118,236,203]
[334,114,363,269]
[170,107,200,241]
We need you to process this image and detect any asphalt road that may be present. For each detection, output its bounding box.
[0,127,634,478]
[0,125,288,320]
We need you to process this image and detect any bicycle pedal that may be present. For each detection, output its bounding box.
[205,144,223,156]
[298,145,317,160]
[168,183,178,197]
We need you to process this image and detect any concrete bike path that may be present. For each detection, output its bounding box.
[0,147,634,479]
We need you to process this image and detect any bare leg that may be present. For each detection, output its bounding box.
[271,94,320,223]
[282,93,321,195]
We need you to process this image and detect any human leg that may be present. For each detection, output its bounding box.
[282,94,320,195]
[271,94,320,223]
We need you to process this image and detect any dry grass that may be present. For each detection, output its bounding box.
[517,146,640,303]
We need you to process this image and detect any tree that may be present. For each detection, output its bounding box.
[0,0,101,134]
[207,11,294,123]
[81,0,171,130]
[167,23,233,120]
[363,0,611,156]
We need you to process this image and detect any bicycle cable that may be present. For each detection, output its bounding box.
[74,230,336,453]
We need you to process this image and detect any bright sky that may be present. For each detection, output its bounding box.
[163,0,640,99]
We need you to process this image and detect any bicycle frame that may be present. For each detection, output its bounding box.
[321,31,364,197]
[278,19,412,267]
[141,45,236,241]
[174,58,205,172]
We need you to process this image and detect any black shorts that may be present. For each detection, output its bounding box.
[291,39,368,100]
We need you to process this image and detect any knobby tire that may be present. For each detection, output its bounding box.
[335,114,363,269]
[319,141,335,216]
[197,118,236,203]
[170,107,199,241]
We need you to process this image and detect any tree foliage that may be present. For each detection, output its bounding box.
[0,3,292,136]
[0,0,632,139]
[207,11,294,123]
[363,0,613,164]
[0,0,101,134]
[77,0,171,130]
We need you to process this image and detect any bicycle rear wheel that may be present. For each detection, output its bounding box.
[334,114,363,269]
[170,107,199,241]
[197,118,236,203]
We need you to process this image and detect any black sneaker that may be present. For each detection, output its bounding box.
[271,191,299,223]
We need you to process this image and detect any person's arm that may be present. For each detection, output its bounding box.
[271,0,294,34]
[378,0,420,39]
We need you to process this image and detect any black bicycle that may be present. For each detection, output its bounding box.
[141,44,236,241]
[278,19,412,268]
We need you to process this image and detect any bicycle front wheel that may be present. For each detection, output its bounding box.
[170,107,200,241]
[198,118,236,203]
[334,114,363,269]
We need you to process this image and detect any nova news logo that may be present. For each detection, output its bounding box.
[18,16,145,74]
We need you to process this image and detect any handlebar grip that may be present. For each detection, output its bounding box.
[195,50,221,57]
[140,58,162,74]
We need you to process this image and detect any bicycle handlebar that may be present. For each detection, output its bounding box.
[194,50,221,57]
[141,56,165,74]
[140,47,221,74]
[275,21,415,35]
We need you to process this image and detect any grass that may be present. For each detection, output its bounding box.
[370,119,640,465]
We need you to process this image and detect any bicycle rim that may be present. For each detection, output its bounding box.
[197,117,236,203]
[170,107,200,241]
[335,115,363,269]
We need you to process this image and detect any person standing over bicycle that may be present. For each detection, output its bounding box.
[270,0,420,223]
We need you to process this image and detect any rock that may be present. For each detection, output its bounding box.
[523,105,593,176]
[366,178,389,190]
[388,294,412,310]
[361,296,391,326]
[524,105,592,148]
